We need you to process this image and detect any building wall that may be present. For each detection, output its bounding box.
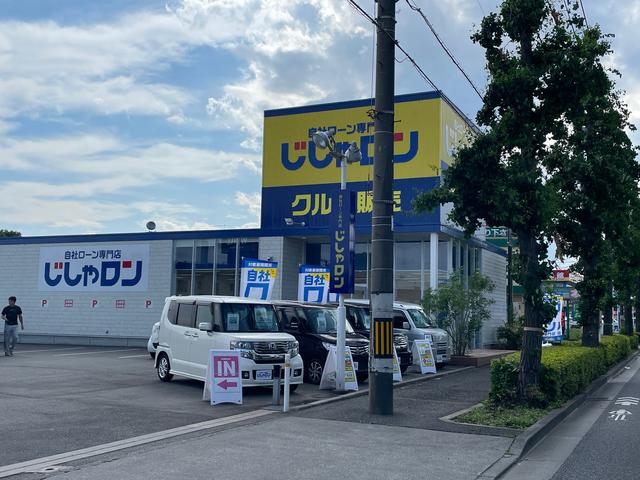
[0,240,172,345]
[480,249,507,346]
[258,236,284,299]
[281,238,305,300]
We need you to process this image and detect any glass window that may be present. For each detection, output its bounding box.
[216,242,237,296]
[239,241,259,261]
[167,301,178,324]
[393,311,408,329]
[195,272,213,295]
[407,308,435,328]
[195,241,214,269]
[299,307,355,334]
[347,305,371,330]
[176,303,195,328]
[216,242,237,269]
[395,242,421,270]
[174,241,193,295]
[395,242,421,303]
[221,303,280,332]
[305,243,330,266]
[196,304,214,325]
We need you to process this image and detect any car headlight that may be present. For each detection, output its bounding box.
[288,340,299,357]
[230,341,254,359]
[322,342,334,351]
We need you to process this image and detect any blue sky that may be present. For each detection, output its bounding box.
[1,0,638,236]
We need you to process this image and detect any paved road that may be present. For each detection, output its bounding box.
[0,344,460,468]
[503,354,640,480]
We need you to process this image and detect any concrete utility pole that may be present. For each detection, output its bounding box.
[369,0,396,416]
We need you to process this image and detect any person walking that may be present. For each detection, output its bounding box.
[2,296,23,356]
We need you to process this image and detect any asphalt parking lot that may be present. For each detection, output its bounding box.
[0,344,448,468]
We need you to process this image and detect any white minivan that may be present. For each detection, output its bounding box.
[154,296,304,388]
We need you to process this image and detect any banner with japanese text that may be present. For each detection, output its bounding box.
[297,265,337,303]
[240,259,278,301]
[329,190,355,294]
[544,296,564,342]
[39,244,149,292]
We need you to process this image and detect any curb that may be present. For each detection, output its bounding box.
[288,365,475,412]
[477,349,640,479]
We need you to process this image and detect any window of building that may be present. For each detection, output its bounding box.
[194,240,214,295]
[174,240,193,295]
[216,241,237,296]
[395,242,422,303]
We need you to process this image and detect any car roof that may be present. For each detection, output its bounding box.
[343,299,423,309]
[166,295,272,305]
[272,300,337,309]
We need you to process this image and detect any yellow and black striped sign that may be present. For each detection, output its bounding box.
[373,318,394,358]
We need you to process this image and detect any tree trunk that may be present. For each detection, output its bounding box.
[517,231,543,401]
[602,280,613,336]
[581,256,601,347]
[635,281,640,334]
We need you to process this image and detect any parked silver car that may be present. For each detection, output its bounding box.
[147,322,159,359]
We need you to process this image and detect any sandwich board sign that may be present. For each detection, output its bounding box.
[203,350,242,405]
[320,345,358,391]
[392,346,402,382]
[413,339,437,374]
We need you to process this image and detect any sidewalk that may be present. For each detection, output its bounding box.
[9,365,520,480]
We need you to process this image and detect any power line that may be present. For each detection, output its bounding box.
[405,0,483,100]
[562,0,578,35]
[346,0,440,92]
[578,0,589,27]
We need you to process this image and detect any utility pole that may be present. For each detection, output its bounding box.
[369,0,396,416]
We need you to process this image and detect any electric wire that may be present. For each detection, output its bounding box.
[405,0,483,100]
[346,0,440,92]
[578,0,589,27]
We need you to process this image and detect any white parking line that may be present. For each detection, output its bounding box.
[13,347,88,354]
[118,354,150,359]
[0,409,276,478]
[53,349,139,357]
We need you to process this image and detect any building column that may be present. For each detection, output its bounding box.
[446,239,453,275]
[430,232,438,290]
[463,242,469,289]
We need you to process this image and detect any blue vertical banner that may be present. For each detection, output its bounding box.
[297,265,338,303]
[240,259,278,301]
[329,190,355,294]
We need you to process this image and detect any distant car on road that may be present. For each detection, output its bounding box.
[147,322,159,359]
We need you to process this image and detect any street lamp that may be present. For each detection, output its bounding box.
[312,128,361,391]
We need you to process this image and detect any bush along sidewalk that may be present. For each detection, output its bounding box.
[456,334,640,429]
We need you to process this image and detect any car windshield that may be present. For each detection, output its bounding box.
[348,306,371,330]
[302,307,355,334]
[221,303,280,332]
[407,308,435,328]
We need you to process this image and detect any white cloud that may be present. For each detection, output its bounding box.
[234,191,261,222]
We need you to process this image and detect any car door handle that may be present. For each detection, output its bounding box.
[183,331,192,337]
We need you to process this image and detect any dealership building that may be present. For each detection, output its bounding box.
[0,91,506,347]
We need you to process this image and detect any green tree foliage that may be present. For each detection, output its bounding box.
[0,229,21,237]
[414,0,634,401]
[546,4,640,346]
[422,270,494,356]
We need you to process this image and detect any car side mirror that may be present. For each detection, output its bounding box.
[402,321,411,330]
[198,322,213,332]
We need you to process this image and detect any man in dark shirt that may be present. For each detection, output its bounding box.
[2,296,23,356]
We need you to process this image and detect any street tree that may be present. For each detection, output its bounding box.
[414,0,631,400]
[0,229,21,237]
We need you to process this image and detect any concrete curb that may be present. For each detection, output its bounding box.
[477,349,640,479]
[288,365,475,412]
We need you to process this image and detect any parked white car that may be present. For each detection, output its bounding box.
[147,322,159,359]
[154,296,304,389]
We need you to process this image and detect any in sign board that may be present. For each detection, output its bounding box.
[204,350,242,405]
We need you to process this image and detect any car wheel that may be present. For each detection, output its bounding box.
[356,372,369,383]
[149,351,156,359]
[157,353,173,382]
[306,358,324,384]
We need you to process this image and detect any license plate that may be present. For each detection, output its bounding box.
[353,362,359,370]
[256,370,273,380]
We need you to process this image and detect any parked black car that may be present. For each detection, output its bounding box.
[344,303,413,373]
[273,301,370,385]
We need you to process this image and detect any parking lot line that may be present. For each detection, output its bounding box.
[53,349,140,357]
[0,409,276,478]
[13,347,88,354]
[118,354,150,359]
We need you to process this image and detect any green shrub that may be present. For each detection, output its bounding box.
[490,334,637,407]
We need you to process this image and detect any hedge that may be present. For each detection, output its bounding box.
[490,334,639,406]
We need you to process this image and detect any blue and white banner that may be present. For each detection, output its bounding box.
[329,189,355,294]
[298,265,338,303]
[544,296,564,342]
[39,245,149,292]
[240,259,278,301]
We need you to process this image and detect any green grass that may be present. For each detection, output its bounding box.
[567,327,582,341]
[456,402,554,429]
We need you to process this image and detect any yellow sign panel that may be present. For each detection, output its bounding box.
[262,96,446,188]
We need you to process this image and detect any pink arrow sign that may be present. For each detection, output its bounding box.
[217,379,238,390]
